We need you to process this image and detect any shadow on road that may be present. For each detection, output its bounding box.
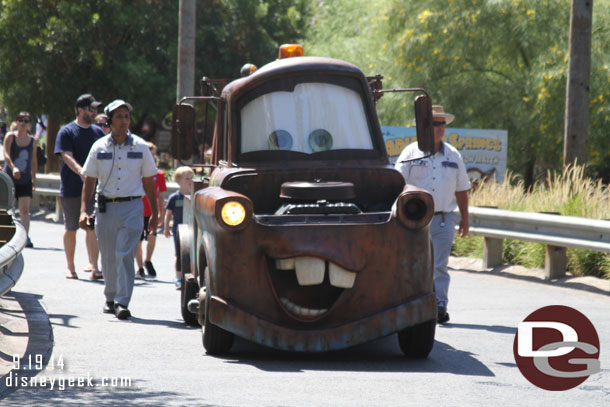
[23,247,64,252]
[0,291,54,399]
[218,335,495,377]
[0,385,211,407]
[129,316,197,330]
[442,322,516,335]
[47,314,79,329]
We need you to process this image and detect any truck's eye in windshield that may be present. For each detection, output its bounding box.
[267,129,293,150]
[308,129,333,152]
[240,82,373,154]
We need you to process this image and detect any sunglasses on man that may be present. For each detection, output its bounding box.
[82,106,98,113]
[17,118,30,123]
[96,122,109,128]
[433,121,446,127]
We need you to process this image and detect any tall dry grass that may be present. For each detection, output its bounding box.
[453,164,610,279]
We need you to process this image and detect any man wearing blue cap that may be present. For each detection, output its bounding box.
[55,93,105,280]
[79,99,158,320]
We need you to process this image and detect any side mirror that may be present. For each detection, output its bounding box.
[171,104,195,160]
[414,94,435,154]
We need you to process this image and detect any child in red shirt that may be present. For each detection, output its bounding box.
[135,143,167,279]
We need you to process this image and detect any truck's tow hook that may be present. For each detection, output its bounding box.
[187,299,200,314]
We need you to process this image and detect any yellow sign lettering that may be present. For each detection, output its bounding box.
[385,140,395,156]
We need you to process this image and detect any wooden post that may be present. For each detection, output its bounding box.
[545,245,567,280]
[563,0,593,166]
[177,0,196,165]
[45,115,60,173]
[482,237,503,268]
[177,0,196,103]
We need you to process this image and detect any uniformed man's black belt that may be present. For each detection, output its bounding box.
[434,211,450,215]
[106,196,141,203]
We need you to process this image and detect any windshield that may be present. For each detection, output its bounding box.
[240,82,374,154]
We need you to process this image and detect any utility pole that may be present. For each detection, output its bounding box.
[563,0,593,166]
[177,0,196,103]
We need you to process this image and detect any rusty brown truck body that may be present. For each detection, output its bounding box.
[173,51,438,357]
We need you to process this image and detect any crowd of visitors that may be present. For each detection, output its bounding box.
[2,94,186,321]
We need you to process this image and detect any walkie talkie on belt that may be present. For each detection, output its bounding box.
[97,194,106,213]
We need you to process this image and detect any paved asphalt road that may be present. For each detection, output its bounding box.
[0,215,609,406]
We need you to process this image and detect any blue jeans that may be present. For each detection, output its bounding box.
[430,212,458,309]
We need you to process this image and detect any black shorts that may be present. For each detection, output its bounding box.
[140,216,157,241]
[15,182,33,199]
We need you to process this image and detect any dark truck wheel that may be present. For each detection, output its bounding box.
[178,224,199,327]
[202,288,234,355]
[397,319,436,358]
[181,278,200,327]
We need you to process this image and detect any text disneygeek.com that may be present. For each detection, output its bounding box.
[5,372,132,390]
[6,355,132,390]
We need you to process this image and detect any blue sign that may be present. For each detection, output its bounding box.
[382,126,508,182]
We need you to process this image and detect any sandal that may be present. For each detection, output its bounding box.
[83,266,96,273]
[65,271,78,279]
[90,271,103,280]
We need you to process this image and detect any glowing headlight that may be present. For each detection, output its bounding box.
[220,201,246,226]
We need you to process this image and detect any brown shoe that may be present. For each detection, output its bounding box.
[90,271,103,280]
[65,271,78,279]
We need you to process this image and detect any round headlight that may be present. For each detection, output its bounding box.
[220,201,246,226]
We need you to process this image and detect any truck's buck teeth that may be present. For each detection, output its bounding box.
[294,257,325,286]
[328,263,356,288]
[275,257,357,288]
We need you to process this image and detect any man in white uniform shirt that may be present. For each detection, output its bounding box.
[79,99,158,320]
[395,105,470,324]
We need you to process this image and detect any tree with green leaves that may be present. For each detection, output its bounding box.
[0,0,310,171]
[194,0,310,78]
[383,0,572,188]
[305,0,610,186]
[0,0,179,170]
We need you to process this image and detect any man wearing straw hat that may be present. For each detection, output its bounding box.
[395,105,470,324]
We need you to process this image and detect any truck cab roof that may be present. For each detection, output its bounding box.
[219,56,387,166]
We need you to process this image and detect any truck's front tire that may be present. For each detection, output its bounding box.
[202,289,234,355]
[181,278,200,327]
[397,319,436,358]
[178,224,200,326]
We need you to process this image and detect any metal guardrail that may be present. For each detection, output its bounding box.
[35,174,179,196]
[467,206,610,279]
[33,174,178,220]
[32,176,608,280]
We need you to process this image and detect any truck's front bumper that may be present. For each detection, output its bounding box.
[208,292,437,352]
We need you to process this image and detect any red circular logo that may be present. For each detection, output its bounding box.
[513,305,600,391]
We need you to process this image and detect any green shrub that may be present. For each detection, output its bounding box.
[460,164,610,279]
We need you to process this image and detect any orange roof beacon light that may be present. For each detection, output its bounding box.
[278,44,304,59]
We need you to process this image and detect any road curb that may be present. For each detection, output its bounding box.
[0,292,53,399]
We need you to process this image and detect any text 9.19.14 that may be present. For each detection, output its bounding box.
[13,354,65,371]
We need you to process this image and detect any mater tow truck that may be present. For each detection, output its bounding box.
[172,44,438,357]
